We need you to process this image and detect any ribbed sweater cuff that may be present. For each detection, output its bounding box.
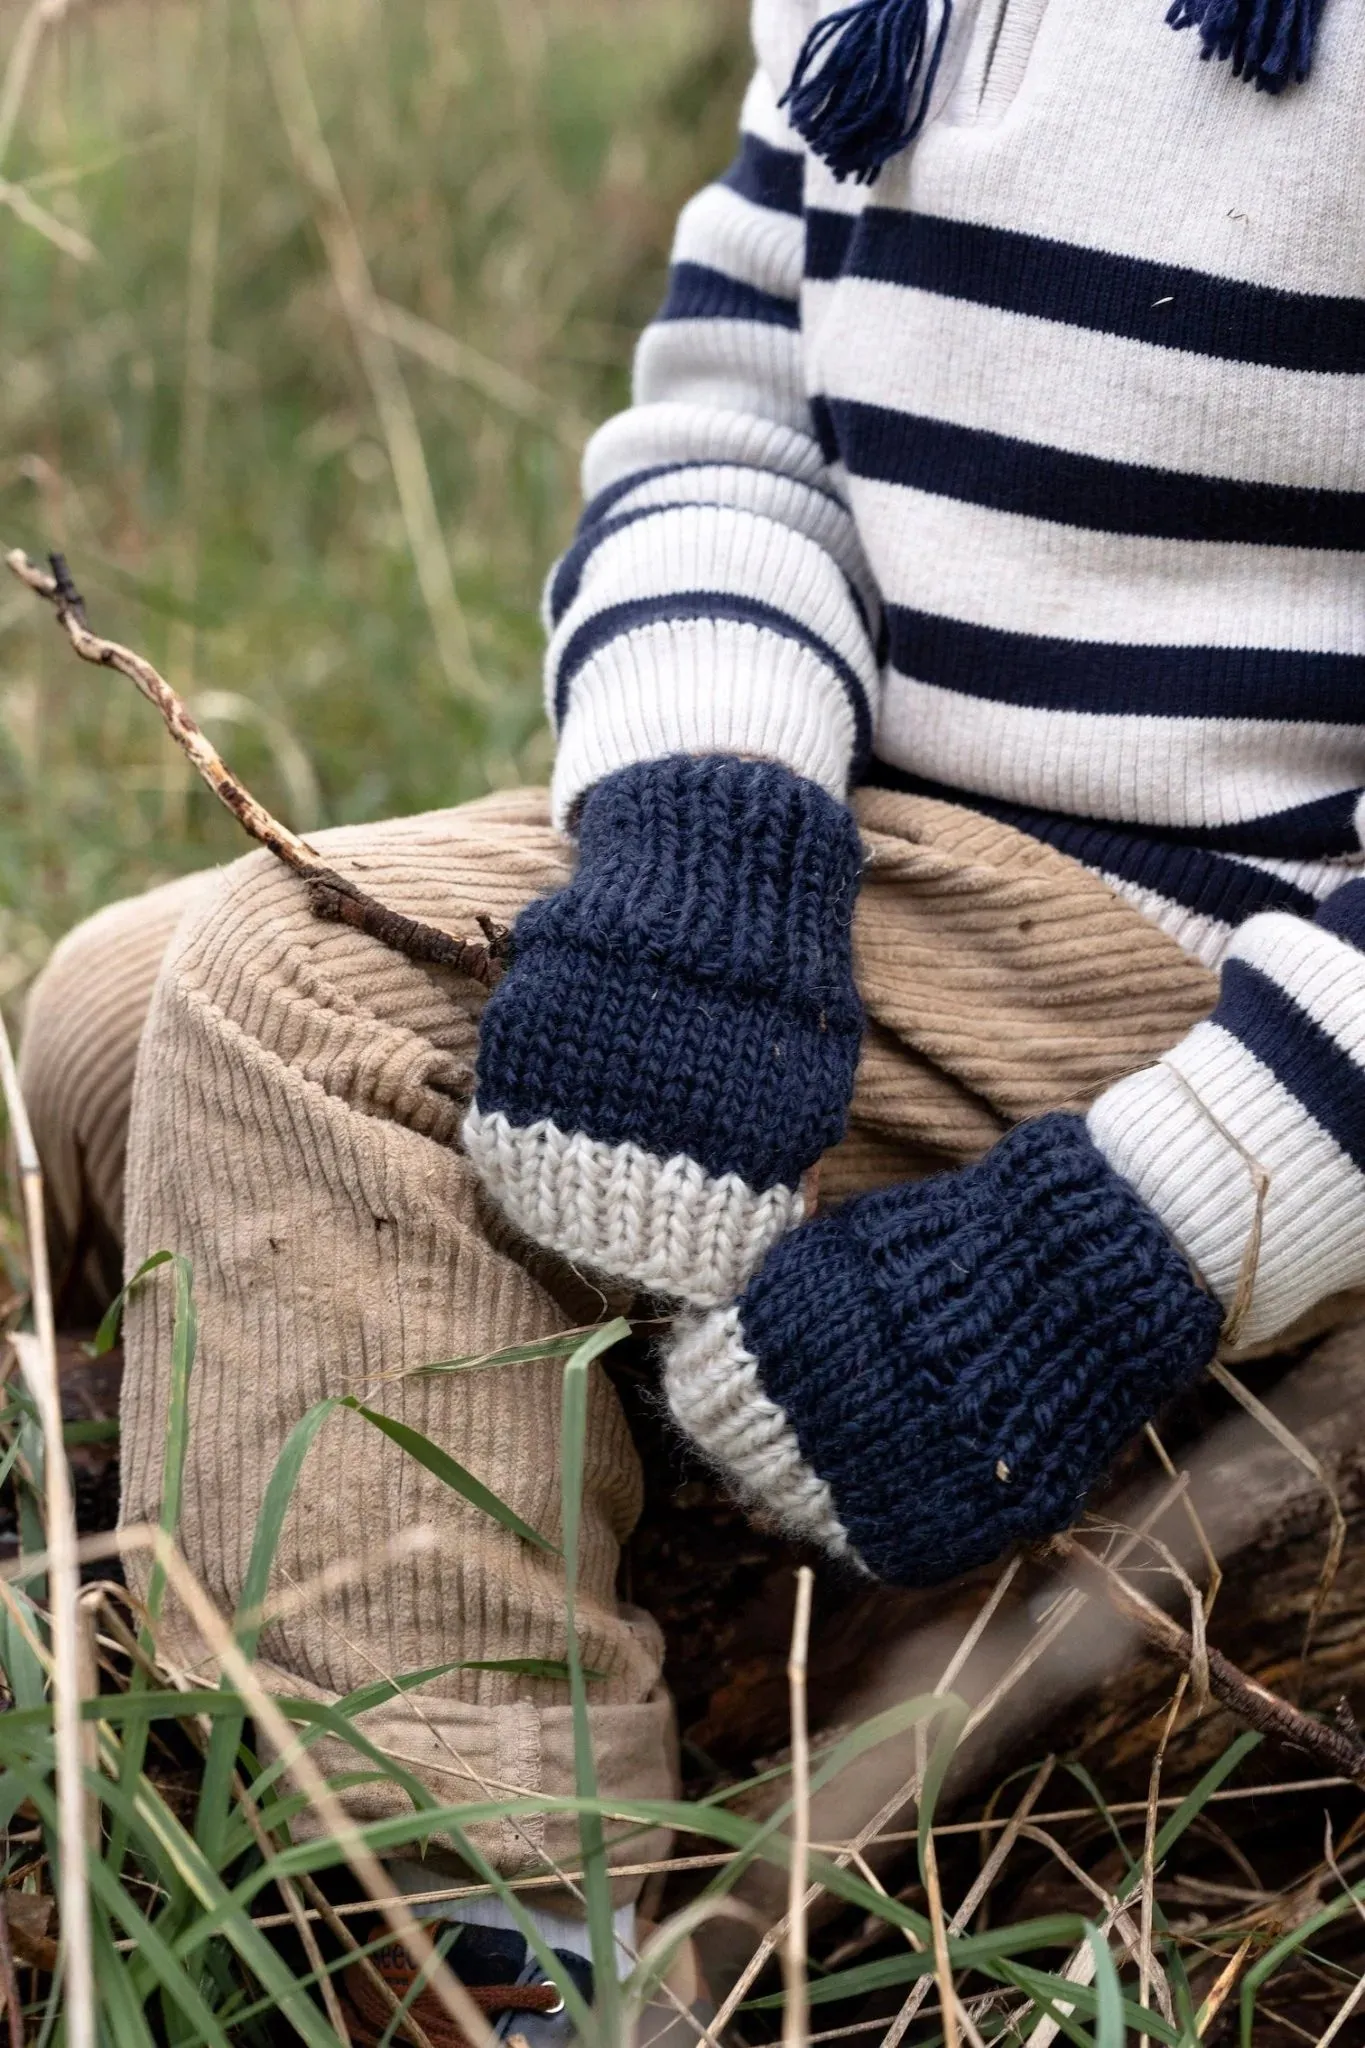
[549,615,865,829]
[1089,909,1365,1346]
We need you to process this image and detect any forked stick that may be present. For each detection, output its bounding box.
[1049,1534,1365,1782]
[6,550,509,987]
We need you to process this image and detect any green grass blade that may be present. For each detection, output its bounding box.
[195,1394,342,1867]
[1141,1731,1260,1878]
[1007,1959,1179,2045]
[742,1914,1094,2011]
[560,1317,631,2045]
[994,1959,1097,2048]
[5,1758,235,2048]
[415,1328,612,1376]
[692,1692,961,1935]
[0,1584,48,1710]
[1240,1872,1365,2047]
[109,1253,198,1888]
[1086,1926,1125,2048]
[339,1396,560,1552]
[89,1250,174,1357]
[142,1253,198,1629]
[916,1693,970,1890]
[92,1764,347,2048]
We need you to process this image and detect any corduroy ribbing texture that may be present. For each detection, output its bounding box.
[711,1114,1225,1584]
[22,783,1246,1866]
[110,805,674,1886]
[18,872,217,1318]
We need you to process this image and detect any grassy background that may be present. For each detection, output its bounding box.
[0,0,749,1002]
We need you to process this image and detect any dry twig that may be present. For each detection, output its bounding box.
[1049,1535,1365,1781]
[5,550,508,986]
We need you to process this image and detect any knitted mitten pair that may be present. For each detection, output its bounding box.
[468,755,1365,1585]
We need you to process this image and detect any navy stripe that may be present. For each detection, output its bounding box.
[1313,877,1365,950]
[577,461,846,538]
[721,134,804,217]
[885,606,1365,726]
[1217,958,1365,1173]
[550,504,692,626]
[805,208,1365,374]
[813,395,1365,550]
[863,763,1323,925]
[552,592,873,767]
[576,465,692,531]
[551,498,872,635]
[867,760,1364,861]
[658,262,800,331]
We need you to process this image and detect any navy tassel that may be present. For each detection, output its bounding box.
[1166,0,1329,92]
[781,0,953,185]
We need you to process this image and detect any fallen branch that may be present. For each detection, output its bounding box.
[1049,1533,1365,1782]
[6,550,508,987]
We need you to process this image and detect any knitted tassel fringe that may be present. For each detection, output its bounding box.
[781,0,954,184]
[1166,0,1328,92]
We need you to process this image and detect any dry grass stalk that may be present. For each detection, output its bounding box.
[784,1566,815,2048]
[1137,1675,1186,2048]
[1316,1966,1365,2046]
[1206,1355,1347,1690]
[0,1016,95,2048]
[1193,1934,1254,2039]
[143,1525,503,2048]
[5,549,508,985]
[879,1757,1057,2048]
[0,0,84,173]
[167,0,230,726]
[231,1770,353,2044]
[373,298,587,448]
[0,175,94,260]
[293,1870,439,2048]
[251,0,484,703]
[712,1558,1023,2040]
[919,1821,960,2048]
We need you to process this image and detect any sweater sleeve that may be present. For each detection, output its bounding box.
[1087,877,1365,1349]
[544,60,882,830]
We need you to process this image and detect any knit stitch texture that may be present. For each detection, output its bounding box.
[669,1113,1224,1585]
[467,753,864,1300]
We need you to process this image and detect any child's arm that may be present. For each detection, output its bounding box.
[545,62,881,828]
[1088,878,1365,1349]
[663,884,1365,1586]
[464,52,877,1307]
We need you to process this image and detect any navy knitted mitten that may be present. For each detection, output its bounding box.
[464,754,865,1306]
[664,1113,1224,1584]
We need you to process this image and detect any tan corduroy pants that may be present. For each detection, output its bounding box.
[19,785,1222,1883]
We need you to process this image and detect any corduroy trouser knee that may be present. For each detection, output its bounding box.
[19,784,1227,1884]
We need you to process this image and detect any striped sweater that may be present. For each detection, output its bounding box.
[548,0,1365,952]
[538,0,1365,1347]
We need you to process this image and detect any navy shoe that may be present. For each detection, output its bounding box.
[341,1922,594,2047]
